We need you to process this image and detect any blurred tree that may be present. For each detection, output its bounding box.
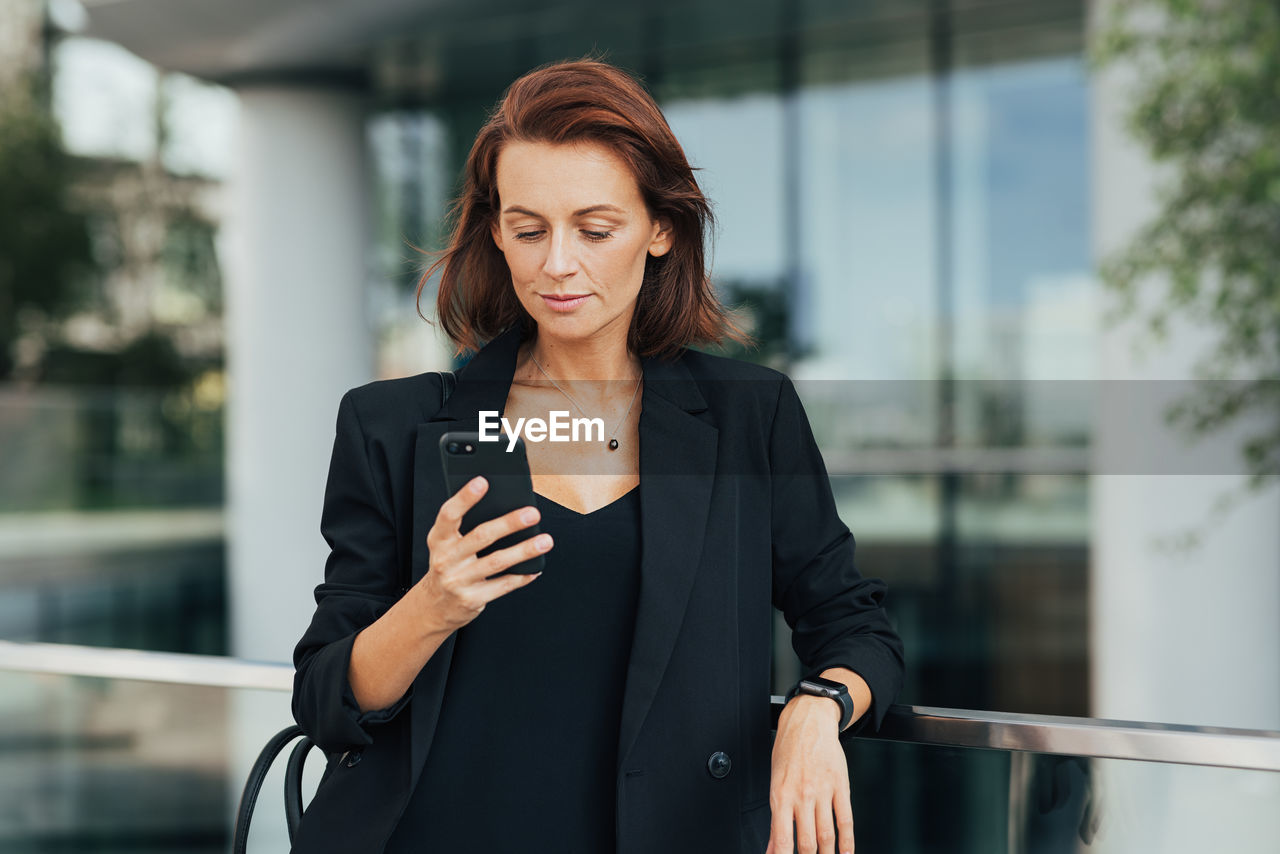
[1093,0,1280,486]
[1090,0,1280,483]
[41,329,192,388]
[0,72,94,378]
[161,210,224,316]
[706,279,788,368]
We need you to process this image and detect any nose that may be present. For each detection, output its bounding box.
[542,228,578,279]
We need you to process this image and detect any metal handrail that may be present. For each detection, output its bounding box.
[0,640,291,691]
[858,704,1280,773]
[3,640,1278,772]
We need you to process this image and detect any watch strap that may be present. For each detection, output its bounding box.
[785,676,854,731]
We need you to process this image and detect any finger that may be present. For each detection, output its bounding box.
[472,531,553,582]
[473,567,543,603]
[814,797,837,854]
[834,789,855,854]
[795,800,818,854]
[767,802,794,854]
[457,504,540,557]
[429,477,488,545]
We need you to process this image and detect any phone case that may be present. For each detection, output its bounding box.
[439,430,545,575]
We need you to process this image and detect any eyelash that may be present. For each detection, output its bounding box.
[514,230,613,242]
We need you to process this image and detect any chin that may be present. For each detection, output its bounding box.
[532,315,592,337]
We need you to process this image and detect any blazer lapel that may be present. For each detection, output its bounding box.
[407,324,720,776]
[617,354,718,771]
[408,325,524,773]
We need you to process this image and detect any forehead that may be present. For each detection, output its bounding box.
[494,140,642,211]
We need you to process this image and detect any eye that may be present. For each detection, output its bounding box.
[512,229,614,242]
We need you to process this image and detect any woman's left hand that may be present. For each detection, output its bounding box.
[766,696,854,854]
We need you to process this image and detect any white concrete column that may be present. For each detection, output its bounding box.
[1088,0,1280,736]
[223,85,375,663]
[1088,1,1280,850]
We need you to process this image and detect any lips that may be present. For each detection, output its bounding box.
[540,293,591,312]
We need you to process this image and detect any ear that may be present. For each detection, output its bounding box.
[648,215,674,258]
[490,219,504,252]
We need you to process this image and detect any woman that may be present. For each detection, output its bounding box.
[290,56,904,854]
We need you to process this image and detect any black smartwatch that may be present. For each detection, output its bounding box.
[784,675,855,731]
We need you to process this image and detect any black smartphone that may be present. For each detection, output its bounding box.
[438,430,545,575]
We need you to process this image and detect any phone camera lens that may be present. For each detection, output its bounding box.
[446,442,460,454]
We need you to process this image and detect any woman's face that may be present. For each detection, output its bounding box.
[490,139,673,350]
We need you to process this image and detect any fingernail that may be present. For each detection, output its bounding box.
[469,477,486,493]
[535,534,552,551]
[521,507,538,523]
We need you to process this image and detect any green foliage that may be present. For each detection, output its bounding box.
[41,329,196,388]
[0,74,95,378]
[161,210,224,314]
[1092,0,1280,484]
[703,279,790,368]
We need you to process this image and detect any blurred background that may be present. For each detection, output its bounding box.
[0,0,1276,851]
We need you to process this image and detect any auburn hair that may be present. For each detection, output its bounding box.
[415,53,751,359]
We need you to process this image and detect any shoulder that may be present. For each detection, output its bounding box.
[680,347,790,384]
[678,347,796,422]
[337,371,450,437]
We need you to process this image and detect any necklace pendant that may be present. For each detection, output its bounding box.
[608,438,619,451]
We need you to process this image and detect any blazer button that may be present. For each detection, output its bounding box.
[344,750,363,768]
[706,751,732,779]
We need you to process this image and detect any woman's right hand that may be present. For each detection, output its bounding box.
[418,476,552,633]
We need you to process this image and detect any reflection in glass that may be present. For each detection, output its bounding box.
[844,739,1279,854]
[0,672,302,853]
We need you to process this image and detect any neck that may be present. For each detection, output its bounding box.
[522,331,641,384]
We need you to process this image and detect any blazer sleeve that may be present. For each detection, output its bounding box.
[291,388,413,754]
[769,375,906,734]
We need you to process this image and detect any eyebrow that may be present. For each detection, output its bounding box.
[501,204,626,218]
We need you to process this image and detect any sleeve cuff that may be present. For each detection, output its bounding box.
[341,675,413,728]
[337,630,413,728]
[804,644,903,736]
[294,629,414,752]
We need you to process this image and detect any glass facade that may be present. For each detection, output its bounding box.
[358,8,1098,839]
[365,0,1093,718]
[0,670,297,852]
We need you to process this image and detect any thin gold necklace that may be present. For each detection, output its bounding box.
[529,354,641,451]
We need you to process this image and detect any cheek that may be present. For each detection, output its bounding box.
[597,242,651,287]
[503,247,540,284]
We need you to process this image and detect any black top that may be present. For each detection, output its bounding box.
[383,486,642,854]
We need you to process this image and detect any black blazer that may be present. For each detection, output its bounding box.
[290,323,905,854]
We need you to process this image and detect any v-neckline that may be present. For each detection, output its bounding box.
[534,485,639,518]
